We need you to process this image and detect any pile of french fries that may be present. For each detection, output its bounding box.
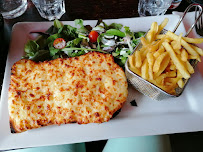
[128,18,203,94]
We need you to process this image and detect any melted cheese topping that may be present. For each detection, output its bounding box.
[8,52,128,133]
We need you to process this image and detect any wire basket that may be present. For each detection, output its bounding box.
[125,4,203,100]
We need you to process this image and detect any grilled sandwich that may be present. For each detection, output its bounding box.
[8,52,128,133]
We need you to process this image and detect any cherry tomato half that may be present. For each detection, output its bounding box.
[53,38,66,49]
[88,31,99,43]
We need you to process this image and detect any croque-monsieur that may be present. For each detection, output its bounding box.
[8,52,128,133]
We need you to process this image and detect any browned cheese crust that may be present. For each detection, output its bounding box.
[8,52,128,133]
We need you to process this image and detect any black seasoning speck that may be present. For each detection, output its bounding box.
[130,99,138,107]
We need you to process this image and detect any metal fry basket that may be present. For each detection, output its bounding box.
[125,4,203,101]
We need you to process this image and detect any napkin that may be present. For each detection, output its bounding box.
[172,11,203,76]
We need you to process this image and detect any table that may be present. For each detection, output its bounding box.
[1,0,203,151]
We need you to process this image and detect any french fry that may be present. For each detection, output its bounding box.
[163,38,171,43]
[151,21,159,33]
[141,59,149,80]
[153,52,168,73]
[180,48,188,62]
[154,55,170,78]
[139,47,148,60]
[146,31,152,43]
[162,42,190,79]
[171,33,183,51]
[149,40,161,52]
[135,51,142,68]
[147,52,154,80]
[164,77,179,92]
[156,83,172,93]
[146,52,154,65]
[156,34,165,40]
[140,37,149,46]
[157,18,169,34]
[156,71,176,85]
[128,18,203,95]
[128,55,141,75]
[166,31,200,59]
[191,45,203,56]
[153,45,165,58]
[177,33,183,49]
[156,73,166,84]
[130,66,141,76]
[165,77,179,84]
[177,70,182,78]
[171,41,181,54]
[166,71,177,77]
[128,54,135,68]
[182,37,203,44]
[188,55,198,60]
[177,79,184,88]
[146,22,158,42]
[185,60,194,74]
[169,63,176,71]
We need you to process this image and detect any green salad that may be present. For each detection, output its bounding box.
[23,19,145,67]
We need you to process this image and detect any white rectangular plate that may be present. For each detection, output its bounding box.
[1,14,203,151]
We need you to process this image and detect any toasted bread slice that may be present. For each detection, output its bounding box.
[8,52,128,133]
